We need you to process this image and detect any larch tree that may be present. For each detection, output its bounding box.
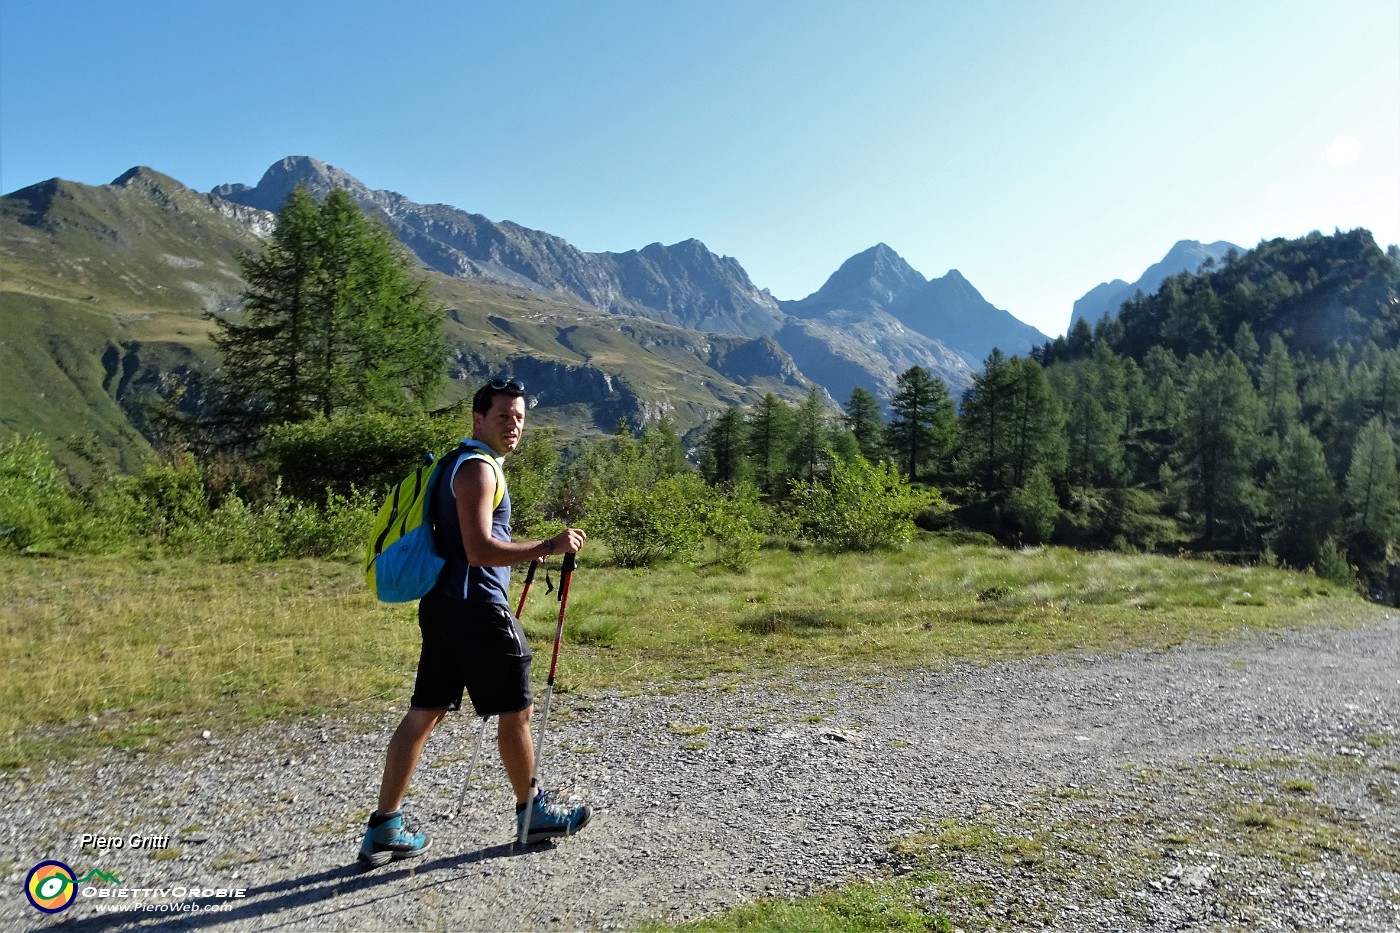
[744,393,794,497]
[210,185,446,444]
[886,366,956,483]
[842,387,886,463]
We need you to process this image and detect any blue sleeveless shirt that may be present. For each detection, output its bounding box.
[430,440,511,605]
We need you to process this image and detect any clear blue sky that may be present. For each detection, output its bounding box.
[2,0,1396,336]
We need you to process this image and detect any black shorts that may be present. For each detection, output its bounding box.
[411,592,533,717]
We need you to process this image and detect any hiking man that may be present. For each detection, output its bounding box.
[359,377,590,867]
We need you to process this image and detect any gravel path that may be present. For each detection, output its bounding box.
[5,613,1398,932]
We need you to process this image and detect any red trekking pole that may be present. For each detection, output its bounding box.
[515,557,540,618]
[518,551,575,844]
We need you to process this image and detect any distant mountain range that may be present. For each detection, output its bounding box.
[1070,239,1240,331]
[212,158,1048,388]
[0,153,1224,471]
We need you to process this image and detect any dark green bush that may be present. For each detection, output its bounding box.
[784,455,941,552]
[587,473,709,568]
[0,436,89,552]
[263,412,465,501]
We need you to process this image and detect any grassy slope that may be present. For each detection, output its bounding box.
[0,176,251,475]
[2,178,815,474]
[0,540,1381,771]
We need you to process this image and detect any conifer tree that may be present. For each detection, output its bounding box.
[1059,342,1128,491]
[959,353,1063,493]
[958,350,1016,491]
[1258,335,1301,438]
[843,387,886,462]
[1175,352,1261,544]
[210,185,445,443]
[1060,360,1118,492]
[1265,426,1338,567]
[1232,322,1260,377]
[1141,346,1184,429]
[1368,348,1400,428]
[1007,464,1060,544]
[1160,276,1218,354]
[887,366,956,482]
[699,407,748,486]
[1004,356,1066,489]
[744,393,793,496]
[1343,417,1400,546]
[788,387,834,482]
[640,415,688,479]
[1121,356,1149,432]
[1065,318,1094,358]
[212,186,324,434]
[1302,355,1350,469]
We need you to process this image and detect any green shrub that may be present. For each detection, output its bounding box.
[587,472,708,568]
[933,529,1000,547]
[1314,538,1359,588]
[0,436,90,552]
[263,411,464,502]
[784,454,940,552]
[322,489,377,560]
[506,430,561,537]
[171,493,264,561]
[164,484,373,563]
[702,480,792,570]
[1007,466,1060,544]
[703,501,764,572]
[105,455,212,542]
[721,480,792,537]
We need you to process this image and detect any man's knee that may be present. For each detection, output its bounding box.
[497,704,533,729]
[402,707,448,736]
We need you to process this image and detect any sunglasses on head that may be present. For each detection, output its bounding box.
[487,378,525,392]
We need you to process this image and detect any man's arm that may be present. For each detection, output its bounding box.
[453,458,586,567]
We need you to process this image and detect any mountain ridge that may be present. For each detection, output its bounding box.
[1069,239,1240,331]
[3,153,1263,477]
[209,155,1048,398]
[0,165,817,473]
[213,156,790,339]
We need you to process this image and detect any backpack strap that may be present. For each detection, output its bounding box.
[456,439,506,510]
[426,440,506,555]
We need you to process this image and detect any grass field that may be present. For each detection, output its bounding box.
[0,536,1382,771]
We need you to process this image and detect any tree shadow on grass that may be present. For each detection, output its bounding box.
[738,608,849,635]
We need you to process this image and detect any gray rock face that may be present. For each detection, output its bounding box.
[781,244,1044,395]
[893,268,1050,367]
[212,160,1047,401]
[212,157,785,339]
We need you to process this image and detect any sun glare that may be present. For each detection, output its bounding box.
[1325,135,1362,167]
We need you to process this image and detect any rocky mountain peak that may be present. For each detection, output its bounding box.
[111,166,184,188]
[807,243,927,308]
[109,166,202,205]
[210,157,785,337]
[211,156,376,213]
[923,268,983,306]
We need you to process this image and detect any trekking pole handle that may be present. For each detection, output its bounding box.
[516,558,538,619]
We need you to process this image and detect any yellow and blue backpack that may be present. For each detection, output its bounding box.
[364,440,504,602]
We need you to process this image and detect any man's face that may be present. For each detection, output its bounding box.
[473,393,526,455]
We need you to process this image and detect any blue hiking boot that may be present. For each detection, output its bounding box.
[358,810,431,868]
[517,790,592,844]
